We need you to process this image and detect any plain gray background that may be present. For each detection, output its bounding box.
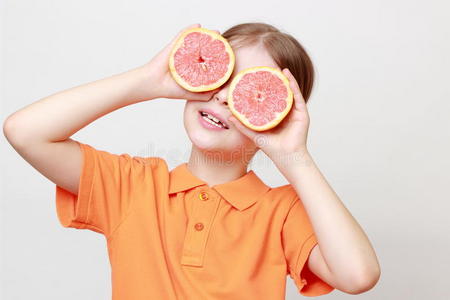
[1,0,449,299]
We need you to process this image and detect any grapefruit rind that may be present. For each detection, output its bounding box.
[169,28,235,92]
[227,66,294,132]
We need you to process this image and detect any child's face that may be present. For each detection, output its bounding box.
[183,43,281,156]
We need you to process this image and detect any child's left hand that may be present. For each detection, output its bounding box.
[227,68,311,164]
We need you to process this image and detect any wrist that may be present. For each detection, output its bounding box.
[123,64,159,103]
[271,147,314,175]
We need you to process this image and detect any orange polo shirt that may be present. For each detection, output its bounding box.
[55,141,335,299]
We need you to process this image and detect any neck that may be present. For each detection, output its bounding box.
[187,145,255,186]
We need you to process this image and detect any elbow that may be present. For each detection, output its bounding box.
[3,115,17,143]
[342,264,381,295]
[3,114,29,148]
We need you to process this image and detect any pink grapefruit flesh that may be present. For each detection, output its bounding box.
[228,66,293,131]
[169,28,235,92]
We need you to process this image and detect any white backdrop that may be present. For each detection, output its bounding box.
[1,0,449,299]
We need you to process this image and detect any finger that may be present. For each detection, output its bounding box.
[282,68,306,110]
[227,116,259,140]
[183,23,201,32]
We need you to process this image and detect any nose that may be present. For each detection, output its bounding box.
[214,94,228,106]
[213,82,231,106]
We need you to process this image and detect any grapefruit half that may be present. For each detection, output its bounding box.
[228,66,293,131]
[169,28,235,92]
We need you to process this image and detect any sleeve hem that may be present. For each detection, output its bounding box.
[55,140,100,233]
[289,233,317,293]
[290,233,335,296]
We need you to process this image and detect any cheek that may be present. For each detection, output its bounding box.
[183,101,197,130]
[220,127,256,151]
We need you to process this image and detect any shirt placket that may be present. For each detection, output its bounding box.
[180,187,221,267]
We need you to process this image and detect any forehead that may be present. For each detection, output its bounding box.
[230,43,280,76]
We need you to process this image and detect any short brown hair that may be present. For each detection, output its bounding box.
[222,22,315,103]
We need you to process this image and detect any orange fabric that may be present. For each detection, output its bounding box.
[55,141,335,299]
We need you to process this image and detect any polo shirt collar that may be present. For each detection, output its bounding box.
[168,163,271,211]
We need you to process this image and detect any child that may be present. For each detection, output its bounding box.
[3,22,380,299]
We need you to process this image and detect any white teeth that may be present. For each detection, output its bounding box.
[202,116,224,128]
[209,114,220,123]
[204,112,219,123]
[200,111,227,128]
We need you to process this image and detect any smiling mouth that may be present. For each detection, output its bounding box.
[199,111,229,129]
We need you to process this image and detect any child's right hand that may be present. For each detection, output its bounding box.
[141,24,220,101]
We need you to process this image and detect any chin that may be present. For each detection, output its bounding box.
[190,133,223,151]
[187,129,238,152]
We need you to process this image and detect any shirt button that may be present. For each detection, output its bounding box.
[199,191,209,201]
[194,222,204,231]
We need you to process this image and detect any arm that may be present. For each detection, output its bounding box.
[276,150,380,294]
[3,23,216,195]
[227,68,380,294]
[3,65,151,195]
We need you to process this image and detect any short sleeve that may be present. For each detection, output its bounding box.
[55,140,162,238]
[282,195,335,296]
